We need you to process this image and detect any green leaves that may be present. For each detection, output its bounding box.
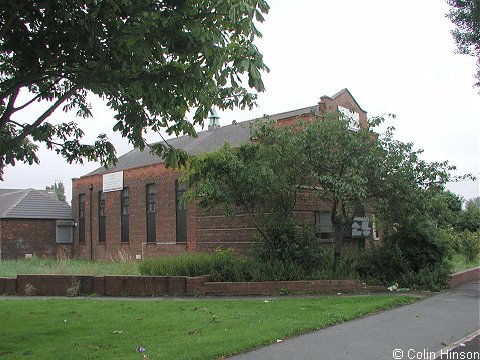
[0,0,269,178]
[183,110,470,272]
[447,0,480,89]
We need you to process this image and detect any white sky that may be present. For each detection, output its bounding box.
[2,0,479,203]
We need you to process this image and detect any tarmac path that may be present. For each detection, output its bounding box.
[229,280,480,360]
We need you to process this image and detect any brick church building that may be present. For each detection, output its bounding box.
[71,89,372,260]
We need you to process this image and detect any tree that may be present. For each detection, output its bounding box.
[0,0,269,179]
[426,190,463,229]
[45,180,66,203]
[183,112,472,273]
[447,0,480,89]
[458,203,480,231]
[466,196,480,209]
[182,130,314,264]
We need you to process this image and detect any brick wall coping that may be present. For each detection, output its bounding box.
[1,267,477,297]
[447,267,480,288]
[0,275,384,297]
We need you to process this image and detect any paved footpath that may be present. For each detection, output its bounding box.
[230,280,480,360]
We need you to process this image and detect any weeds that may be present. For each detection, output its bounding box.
[66,277,81,297]
[0,255,141,278]
[24,283,36,296]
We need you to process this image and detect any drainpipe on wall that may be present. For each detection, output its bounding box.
[89,184,93,260]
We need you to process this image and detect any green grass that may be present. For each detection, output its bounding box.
[0,295,418,360]
[0,257,140,278]
[449,253,480,273]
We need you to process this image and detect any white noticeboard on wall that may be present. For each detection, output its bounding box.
[103,171,124,192]
[338,106,360,131]
[352,217,372,238]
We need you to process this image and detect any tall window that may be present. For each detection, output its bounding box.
[315,211,333,240]
[121,188,129,242]
[146,183,156,243]
[98,191,106,242]
[79,194,86,243]
[176,181,187,243]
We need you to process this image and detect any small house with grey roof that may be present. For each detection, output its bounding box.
[0,188,73,260]
[71,89,370,260]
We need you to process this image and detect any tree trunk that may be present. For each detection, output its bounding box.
[332,221,354,273]
[332,226,344,273]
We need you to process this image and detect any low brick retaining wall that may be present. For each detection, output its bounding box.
[0,275,209,297]
[1,268,477,297]
[0,275,383,297]
[198,279,383,296]
[447,267,480,288]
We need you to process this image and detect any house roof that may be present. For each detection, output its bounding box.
[322,88,367,113]
[0,189,72,220]
[86,104,320,177]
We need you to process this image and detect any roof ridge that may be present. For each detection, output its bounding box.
[0,189,25,197]
[265,104,318,118]
[330,88,367,113]
[37,188,63,203]
[0,189,29,217]
[148,117,255,148]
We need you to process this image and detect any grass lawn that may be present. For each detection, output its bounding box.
[449,253,480,273]
[0,295,418,360]
[0,257,140,278]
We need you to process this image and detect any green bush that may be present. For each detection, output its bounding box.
[393,218,450,272]
[356,217,453,291]
[439,227,462,253]
[139,253,214,277]
[460,230,480,263]
[252,219,327,268]
[356,242,408,284]
[457,205,480,232]
[399,262,451,291]
[139,247,358,282]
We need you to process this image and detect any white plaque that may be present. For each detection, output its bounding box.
[103,171,123,192]
[338,106,360,131]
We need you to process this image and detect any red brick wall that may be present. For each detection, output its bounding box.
[0,275,382,297]
[197,279,368,296]
[448,267,480,288]
[195,187,334,254]
[0,219,71,260]
[72,164,365,259]
[72,163,197,260]
[70,91,370,260]
[320,91,368,128]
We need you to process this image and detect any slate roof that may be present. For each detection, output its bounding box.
[86,104,319,177]
[0,189,72,220]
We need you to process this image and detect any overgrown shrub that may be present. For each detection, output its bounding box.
[252,219,326,269]
[356,218,453,290]
[392,218,450,272]
[139,253,214,277]
[356,242,408,284]
[439,227,462,253]
[139,248,358,282]
[457,205,480,232]
[460,230,480,263]
[399,263,451,291]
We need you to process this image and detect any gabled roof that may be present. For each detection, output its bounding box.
[84,89,360,178]
[323,88,367,113]
[0,189,72,220]
[86,104,319,177]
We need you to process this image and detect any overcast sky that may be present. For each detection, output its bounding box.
[2,0,479,203]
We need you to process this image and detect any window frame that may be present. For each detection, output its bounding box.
[146,183,156,243]
[98,191,106,243]
[121,187,129,243]
[315,211,334,241]
[78,194,86,243]
[175,180,187,243]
